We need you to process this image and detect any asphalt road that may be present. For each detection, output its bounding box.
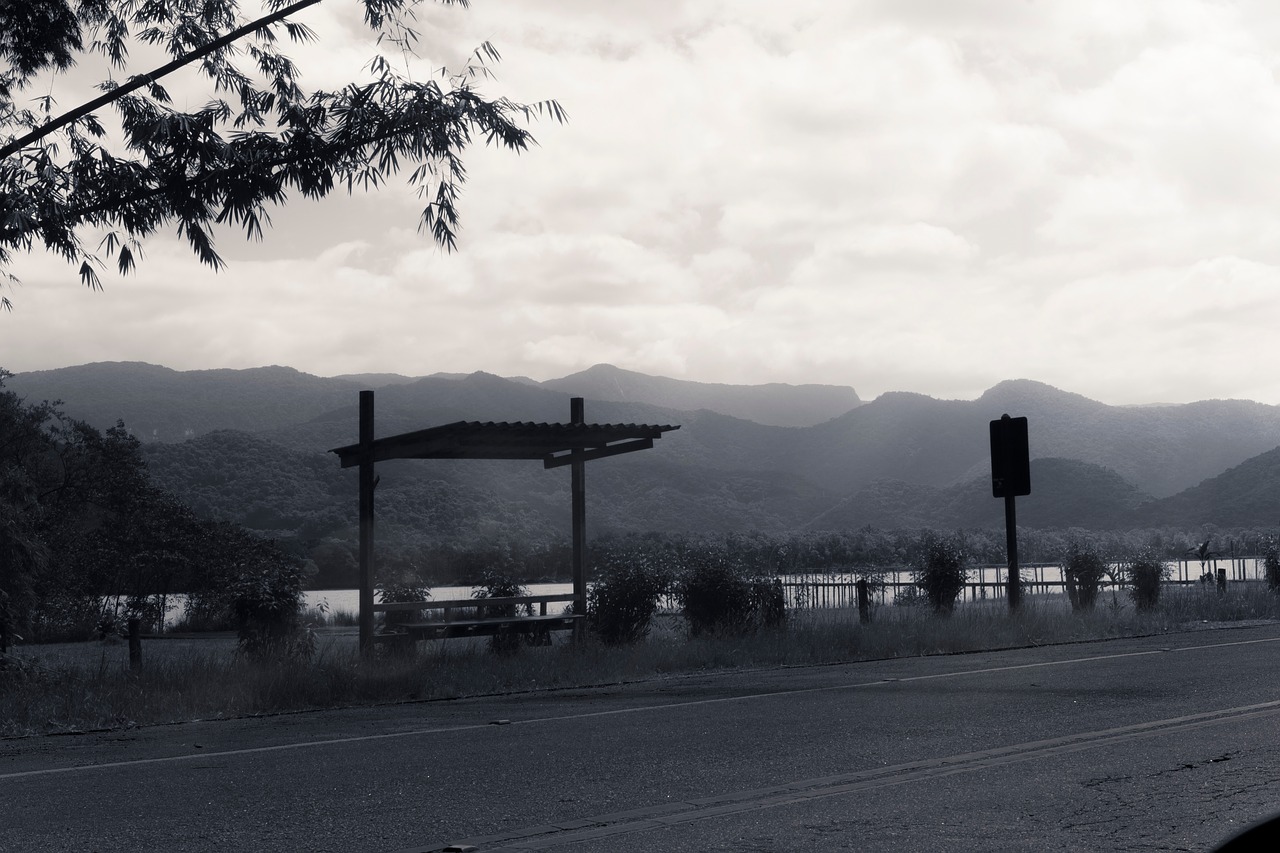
[2,623,1279,852]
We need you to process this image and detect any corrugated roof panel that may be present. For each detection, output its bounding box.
[329,419,679,467]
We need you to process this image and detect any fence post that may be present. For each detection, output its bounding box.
[127,617,142,673]
[1216,567,1227,593]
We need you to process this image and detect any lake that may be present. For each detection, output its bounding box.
[302,584,575,616]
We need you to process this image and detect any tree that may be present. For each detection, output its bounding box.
[0,0,564,308]
[1061,534,1109,612]
[1187,537,1219,583]
[0,372,62,651]
[911,530,969,616]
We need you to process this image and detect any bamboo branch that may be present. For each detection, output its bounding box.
[0,0,324,161]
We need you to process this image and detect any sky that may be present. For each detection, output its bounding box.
[5,0,1280,406]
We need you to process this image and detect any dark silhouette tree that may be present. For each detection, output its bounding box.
[0,373,62,652]
[0,0,564,308]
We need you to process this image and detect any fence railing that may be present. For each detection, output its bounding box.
[776,557,1272,609]
[644,558,1271,613]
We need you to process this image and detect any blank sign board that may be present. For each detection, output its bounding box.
[990,415,1030,497]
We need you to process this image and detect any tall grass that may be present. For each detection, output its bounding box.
[3,584,1277,738]
[300,605,360,628]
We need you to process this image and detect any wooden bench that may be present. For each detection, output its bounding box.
[373,594,583,645]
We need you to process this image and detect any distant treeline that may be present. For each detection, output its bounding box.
[311,526,1280,590]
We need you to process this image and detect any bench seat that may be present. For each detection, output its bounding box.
[377,613,583,642]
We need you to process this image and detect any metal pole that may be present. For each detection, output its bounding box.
[570,397,587,641]
[1005,494,1021,610]
[358,390,375,659]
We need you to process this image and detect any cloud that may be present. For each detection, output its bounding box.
[8,0,1280,408]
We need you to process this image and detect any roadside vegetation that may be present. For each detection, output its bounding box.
[4,548,1279,738]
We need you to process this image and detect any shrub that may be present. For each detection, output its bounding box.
[675,548,786,636]
[1127,549,1169,611]
[376,578,431,657]
[377,578,432,632]
[23,589,102,643]
[1264,538,1280,593]
[168,601,237,633]
[894,586,927,607]
[471,572,532,654]
[587,549,672,646]
[912,532,969,616]
[749,575,788,630]
[225,547,311,660]
[1062,538,1109,612]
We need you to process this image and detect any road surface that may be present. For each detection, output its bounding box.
[2,623,1278,852]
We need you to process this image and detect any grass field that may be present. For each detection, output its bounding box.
[3,583,1278,738]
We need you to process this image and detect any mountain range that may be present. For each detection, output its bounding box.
[7,362,1280,543]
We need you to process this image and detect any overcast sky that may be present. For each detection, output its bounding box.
[6,0,1280,406]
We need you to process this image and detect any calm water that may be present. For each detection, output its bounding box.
[302,584,575,616]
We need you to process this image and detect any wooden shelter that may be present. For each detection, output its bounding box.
[330,392,679,655]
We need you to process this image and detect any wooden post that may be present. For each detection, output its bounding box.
[571,397,586,642]
[127,617,142,672]
[856,579,870,624]
[358,390,375,659]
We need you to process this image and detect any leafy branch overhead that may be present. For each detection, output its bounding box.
[0,0,566,307]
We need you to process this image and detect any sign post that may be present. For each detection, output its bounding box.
[990,414,1030,611]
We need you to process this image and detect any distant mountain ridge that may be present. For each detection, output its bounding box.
[9,361,860,438]
[9,362,1280,535]
[7,361,359,440]
[541,363,861,427]
[789,379,1280,499]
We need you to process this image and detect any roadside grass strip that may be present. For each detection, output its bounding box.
[4,634,1277,783]
[3,586,1278,737]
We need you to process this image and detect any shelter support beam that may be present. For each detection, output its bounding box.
[544,438,652,469]
[571,397,587,641]
[358,390,375,658]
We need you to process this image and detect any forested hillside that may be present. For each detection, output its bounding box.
[13,363,1280,544]
[807,458,1156,531]
[1128,447,1280,528]
[141,429,837,548]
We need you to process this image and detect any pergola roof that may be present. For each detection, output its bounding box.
[329,419,680,470]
